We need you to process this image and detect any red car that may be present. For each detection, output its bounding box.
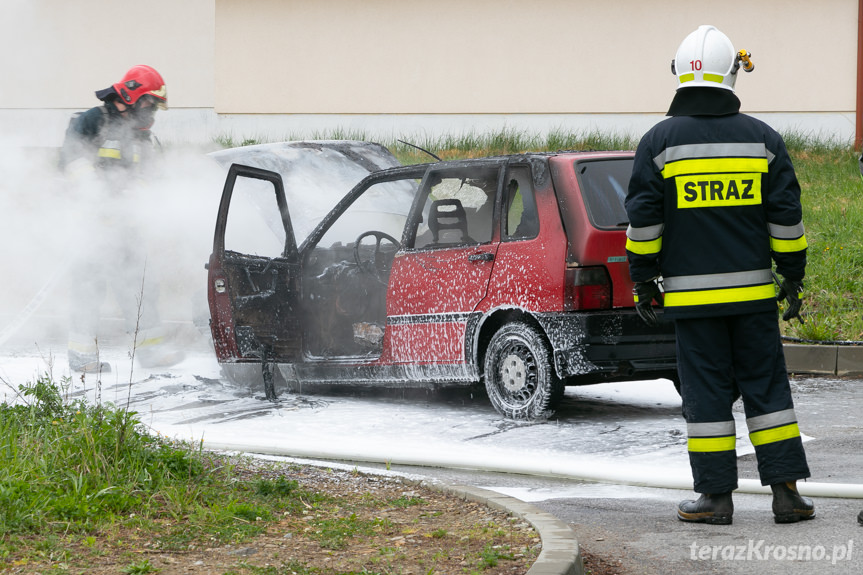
[207,141,677,419]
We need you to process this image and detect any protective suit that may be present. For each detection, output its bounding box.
[60,65,182,372]
[625,26,813,525]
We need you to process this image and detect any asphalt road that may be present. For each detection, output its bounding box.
[384,376,863,574]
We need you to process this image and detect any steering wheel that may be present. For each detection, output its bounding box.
[354,231,400,281]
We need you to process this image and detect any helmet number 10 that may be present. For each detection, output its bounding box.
[690,60,703,71]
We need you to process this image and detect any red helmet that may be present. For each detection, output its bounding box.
[112,65,167,109]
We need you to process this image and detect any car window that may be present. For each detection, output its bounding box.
[409,166,499,249]
[503,165,538,240]
[314,178,417,250]
[224,176,286,258]
[575,158,633,229]
[304,175,418,291]
[302,176,418,358]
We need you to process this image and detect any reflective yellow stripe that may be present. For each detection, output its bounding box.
[703,73,724,84]
[137,336,165,349]
[770,235,808,253]
[68,340,98,354]
[688,436,736,452]
[98,147,122,159]
[750,423,801,447]
[679,73,695,83]
[665,283,775,307]
[661,157,769,178]
[626,236,662,255]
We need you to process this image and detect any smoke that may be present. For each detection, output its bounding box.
[0,127,227,353]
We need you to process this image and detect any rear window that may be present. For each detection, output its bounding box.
[574,158,633,229]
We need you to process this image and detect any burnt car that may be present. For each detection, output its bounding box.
[206,141,677,420]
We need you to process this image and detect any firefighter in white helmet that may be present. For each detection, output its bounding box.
[625,25,814,525]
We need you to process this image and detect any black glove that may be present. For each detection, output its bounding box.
[633,280,662,327]
[776,278,804,322]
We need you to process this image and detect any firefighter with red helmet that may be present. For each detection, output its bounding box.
[60,65,167,176]
[60,65,181,373]
[625,26,814,525]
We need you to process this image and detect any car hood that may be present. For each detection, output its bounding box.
[208,140,402,245]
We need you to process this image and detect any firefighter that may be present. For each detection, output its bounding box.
[625,25,814,525]
[60,65,182,373]
[60,64,167,177]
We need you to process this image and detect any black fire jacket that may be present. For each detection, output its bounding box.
[624,88,807,319]
[59,103,155,174]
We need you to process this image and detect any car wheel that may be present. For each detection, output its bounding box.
[483,322,563,420]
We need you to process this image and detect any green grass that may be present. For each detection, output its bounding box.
[211,128,862,342]
[0,374,330,563]
[783,142,863,342]
[1,374,538,571]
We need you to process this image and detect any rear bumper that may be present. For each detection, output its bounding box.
[534,309,677,381]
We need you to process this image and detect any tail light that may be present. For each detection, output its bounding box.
[564,266,611,310]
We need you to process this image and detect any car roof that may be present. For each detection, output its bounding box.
[401,149,634,168]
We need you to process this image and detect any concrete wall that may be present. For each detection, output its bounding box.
[0,0,857,146]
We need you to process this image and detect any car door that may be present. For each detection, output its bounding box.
[297,167,422,361]
[208,164,302,364]
[385,163,502,364]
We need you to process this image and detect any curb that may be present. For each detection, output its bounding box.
[429,483,583,575]
[783,343,863,376]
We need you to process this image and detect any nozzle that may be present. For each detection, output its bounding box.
[736,49,754,72]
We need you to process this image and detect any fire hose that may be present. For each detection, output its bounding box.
[201,440,863,499]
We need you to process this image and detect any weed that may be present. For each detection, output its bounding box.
[388,495,425,508]
[254,476,299,497]
[121,558,159,574]
[311,514,392,550]
[477,543,516,568]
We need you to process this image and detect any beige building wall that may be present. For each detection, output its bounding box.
[215,0,857,115]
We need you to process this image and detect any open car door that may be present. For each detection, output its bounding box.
[207,164,301,397]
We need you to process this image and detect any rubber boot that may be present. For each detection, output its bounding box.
[771,481,815,524]
[68,350,111,374]
[677,493,734,525]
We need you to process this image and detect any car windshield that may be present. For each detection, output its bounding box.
[316,178,418,247]
[209,141,403,245]
[575,158,633,228]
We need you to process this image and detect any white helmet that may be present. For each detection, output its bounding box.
[672,25,745,92]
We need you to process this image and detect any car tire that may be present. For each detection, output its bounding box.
[483,322,564,420]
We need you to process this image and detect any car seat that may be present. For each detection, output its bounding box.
[428,198,474,245]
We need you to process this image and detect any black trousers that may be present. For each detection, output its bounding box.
[676,311,810,494]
